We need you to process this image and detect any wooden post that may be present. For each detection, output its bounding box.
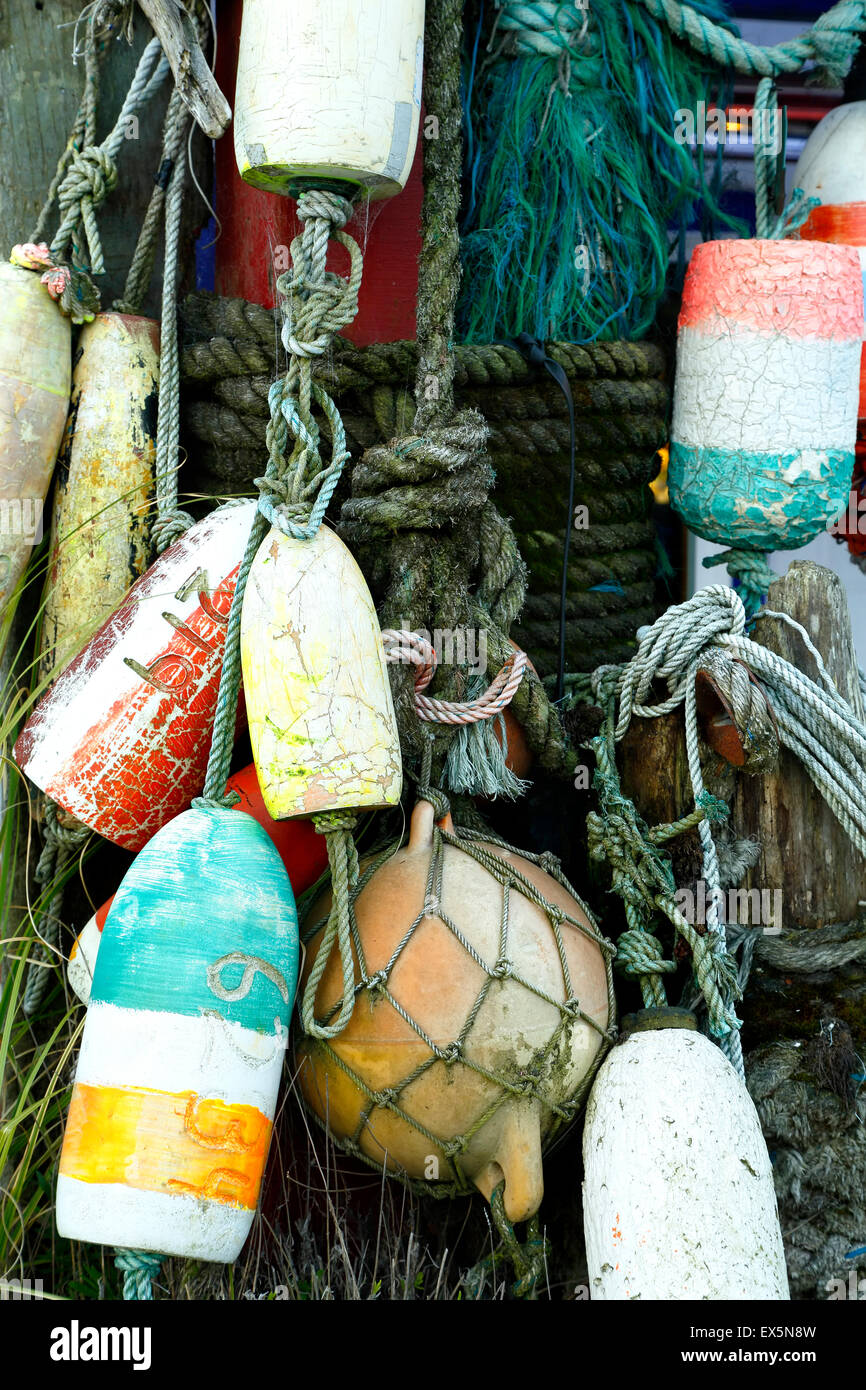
[732,561,866,929]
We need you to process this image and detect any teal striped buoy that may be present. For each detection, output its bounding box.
[56,806,298,1263]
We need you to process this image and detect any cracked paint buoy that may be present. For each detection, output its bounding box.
[67,762,329,1004]
[15,502,256,850]
[669,239,863,550]
[40,313,158,681]
[234,0,424,199]
[793,101,866,420]
[297,799,611,1223]
[582,1010,789,1301]
[0,262,70,616]
[241,524,402,819]
[56,806,298,1262]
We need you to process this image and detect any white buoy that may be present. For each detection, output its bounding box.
[234,0,425,199]
[582,1011,789,1301]
[793,101,866,205]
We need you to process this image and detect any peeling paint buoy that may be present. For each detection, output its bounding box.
[0,261,71,615]
[669,239,863,550]
[582,1010,789,1300]
[56,806,299,1262]
[15,501,256,850]
[241,523,402,819]
[234,0,425,199]
[40,313,159,680]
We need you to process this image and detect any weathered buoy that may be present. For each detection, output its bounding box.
[241,524,402,818]
[67,894,115,1007]
[582,1011,789,1300]
[56,806,298,1262]
[40,313,159,680]
[0,261,71,614]
[669,239,863,550]
[793,101,866,421]
[297,800,613,1221]
[234,0,425,199]
[67,763,329,1004]
[15,501,256,850]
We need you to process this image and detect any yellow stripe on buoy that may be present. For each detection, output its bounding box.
[60,1083,272,1209]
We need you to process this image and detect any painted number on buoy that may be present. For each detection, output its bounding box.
[124,567,232,698]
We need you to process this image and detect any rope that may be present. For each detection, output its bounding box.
[22,802,90,1016]
[634,0,866,86]
[381,629,527,724]
[114,1248,164,1300]
[299,812,360,1041]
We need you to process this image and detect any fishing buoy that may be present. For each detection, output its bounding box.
[15,501,256,851]
[56,806,298,1262]
[669,239,863,550]
[41,313,159,679]
[241,524,402,818]
[0,261,71,614]
[297,800,612,1221]
[793,102,866,421]
[67,894,115,1007]
[67,762,329,1005]
[234,0,425,199]
[582,1011,789,1300]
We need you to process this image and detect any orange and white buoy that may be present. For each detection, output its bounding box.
[0,261,70,616]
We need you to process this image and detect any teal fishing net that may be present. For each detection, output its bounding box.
[459,0,746,343]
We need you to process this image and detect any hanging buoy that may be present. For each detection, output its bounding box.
[14,501,256,850]
[582,1010,789,1300]
[67,762,329,1005]
[793,102,866,422]
[40,313,158,679]
[234,0,425,199]
[669,239,863,550]
[0,261,71,614]
[241,524,402,818]
[297,800,613,1221]
[56,806,299,1262]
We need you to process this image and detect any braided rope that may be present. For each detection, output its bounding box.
[115,1248,164,1301]
[381,629,527,725]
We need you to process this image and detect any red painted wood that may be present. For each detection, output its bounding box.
[214,0,422,345]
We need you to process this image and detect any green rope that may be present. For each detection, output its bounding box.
[115,1248,164,1301]
[634,0,866,85]
[702,548,777,619]
[300,812,360,1040]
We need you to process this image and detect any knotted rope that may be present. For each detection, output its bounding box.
[381,629,527,724]
[115,1248,164,1301]
[571,582,866,1079]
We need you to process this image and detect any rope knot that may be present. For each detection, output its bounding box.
[441,1040,462,1064]
[151,509,194,553]
[314,810,359,836]
[615,927,677,979]
[63,144,118,209]
[295,188,354,228]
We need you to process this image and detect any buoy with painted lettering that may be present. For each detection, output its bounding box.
[40,313,159,680]
[56,806,298,1261]
[582,1010,789,1300]
[669,239,863,550]
[241,523,402,818]
[234,0,425,199]
[297,799,613,1221]
[67,762,329,1004]
[15,501,256,850]
[0,261,70,616]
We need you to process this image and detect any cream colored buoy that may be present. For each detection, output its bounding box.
[0,262,70,615]
[41,313,158,680]
[298,800,612,1222]
[234,0,425,199]
[241,524,402,818]
[582,1011,789,1300]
